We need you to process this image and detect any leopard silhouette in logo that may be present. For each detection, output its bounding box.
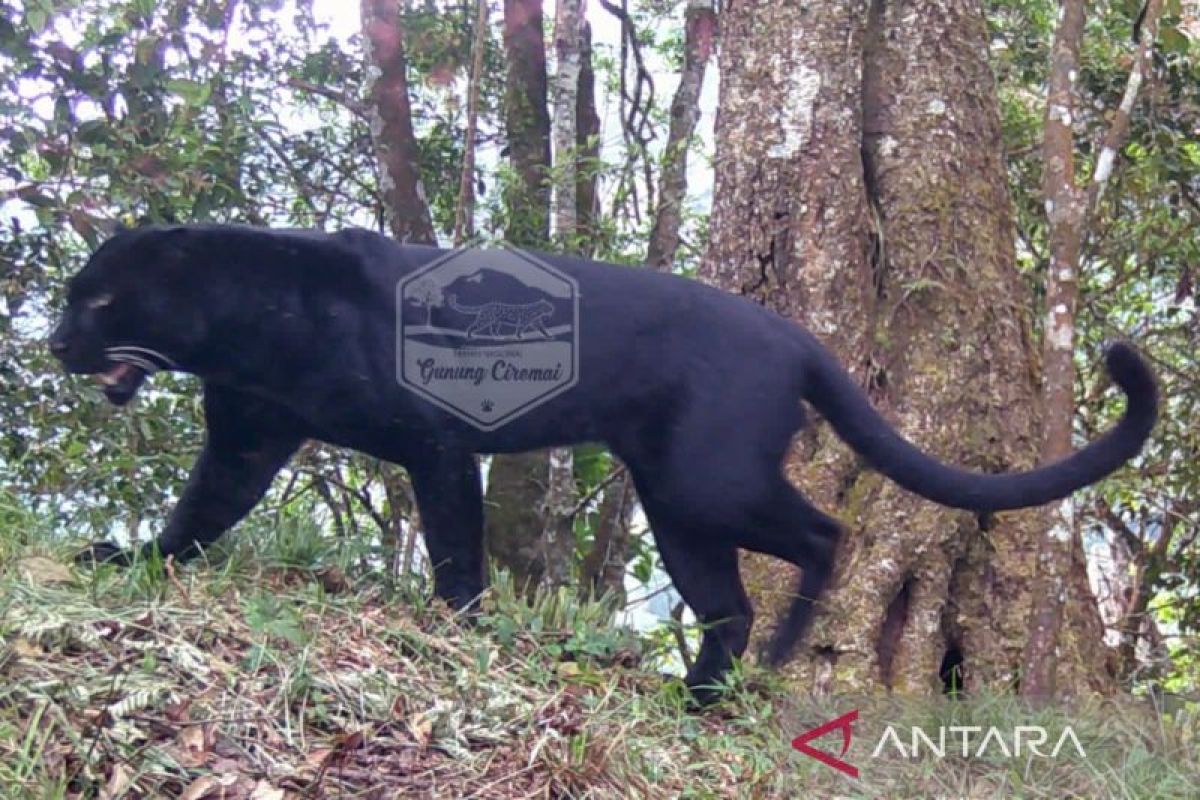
[446,294,556,341]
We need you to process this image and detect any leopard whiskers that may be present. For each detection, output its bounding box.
[105,346,177,371]
[105,353,160,373]
[106,345,176,365]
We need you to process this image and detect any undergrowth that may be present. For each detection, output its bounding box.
[0,515,1196,799]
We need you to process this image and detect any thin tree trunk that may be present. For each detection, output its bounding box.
[501,0,552,246]
[646,0,714,271]
[541,448,576,588]
[381,465,413,575]
[1021,0,1087,700]
[361,0,436,244]
[1022,0,1163,699]
[537,0,586,588]
[575,21,600,243]
[125,419,142,546]
[361,0,436,577]
[401,513,419,575]
[551,0,584,242]
[579,472,635,602]
[583,0,717,601]
[1119,529,1169,679]
[312,475,348,541]
[485,0,557,594]
[1086,0,1163,220]
[1117,498,1194,679]
[573,21,629,599]
[453,0,489,245]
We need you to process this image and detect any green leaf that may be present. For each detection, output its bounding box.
[76,119,109,144]
[1160,26,1190,55]
[165,78,211,105]
[26,5,49,35]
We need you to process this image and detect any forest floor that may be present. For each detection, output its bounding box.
[0,526,1197,799]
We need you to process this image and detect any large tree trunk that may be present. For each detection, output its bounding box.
[701,0,877,690]
[701,0,1112,696]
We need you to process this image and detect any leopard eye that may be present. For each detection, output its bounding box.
[86,293,114,310]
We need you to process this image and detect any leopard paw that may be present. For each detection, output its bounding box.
[74,541,134,568]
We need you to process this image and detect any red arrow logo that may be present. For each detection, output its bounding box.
[791,710,859,778]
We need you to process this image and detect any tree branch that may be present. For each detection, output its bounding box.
[1085,0,1163,222]
[286,76,367,119]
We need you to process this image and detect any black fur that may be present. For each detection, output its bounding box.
[50,225,1158,701]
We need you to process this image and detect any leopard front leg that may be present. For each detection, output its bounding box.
[77,385,304,567]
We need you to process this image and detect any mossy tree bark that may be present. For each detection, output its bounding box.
[701,0,1113,696]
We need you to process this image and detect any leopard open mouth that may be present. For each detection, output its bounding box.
[97,362,148,405]
[95,346,176,405]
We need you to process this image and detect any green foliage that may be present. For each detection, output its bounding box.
[990,0,1200,694]
[485,570,643,667]
[242,590,311,647]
